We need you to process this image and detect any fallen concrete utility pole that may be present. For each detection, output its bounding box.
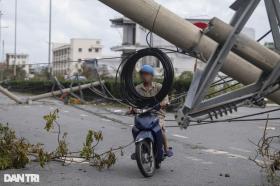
[27,81,103,103]
[0,85,23,104]
[206,17,280,72]
[98,0,280,104]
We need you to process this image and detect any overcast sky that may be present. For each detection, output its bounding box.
[1,0,272,64]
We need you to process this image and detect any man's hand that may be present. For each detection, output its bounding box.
[126,107,137,115]
[160,102,169,109]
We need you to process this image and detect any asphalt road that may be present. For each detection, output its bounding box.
[0,93,279,186]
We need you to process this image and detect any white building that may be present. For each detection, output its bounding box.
[110,17,210,76]
[52,38,103,77]
[5,53,30,75]
[109,17,256,76]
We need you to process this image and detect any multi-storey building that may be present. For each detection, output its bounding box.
[52,38,103,77]
[5,53,29,75]
[264,42,280,54]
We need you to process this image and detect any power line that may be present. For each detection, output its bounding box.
[13,0,17,78]
[48,0,52,78]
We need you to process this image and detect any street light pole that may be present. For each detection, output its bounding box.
[48,0,52,79]
[13,0,17,78]
[2,40,4,62]
[0,11,3,63]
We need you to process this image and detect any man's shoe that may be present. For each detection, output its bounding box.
[165,147,174,157]
[131,153,136,160]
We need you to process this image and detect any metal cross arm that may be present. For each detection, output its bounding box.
[176,0,261,128]
[190,59,280,119]
[256,60,280,99]
[264,0,280,51]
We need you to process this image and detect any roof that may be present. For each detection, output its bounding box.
[110,17,135,27]
[6,53,29,57]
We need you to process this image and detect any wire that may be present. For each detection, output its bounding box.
[165,107,280,128]
[7,56,123,67]
[118,48,174,109]
[257,29,271,42]
[206,82,241,98]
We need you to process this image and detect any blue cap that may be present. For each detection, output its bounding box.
[140,65,154,76]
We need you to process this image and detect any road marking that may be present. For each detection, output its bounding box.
[185,156,214,165]
[201,161,213,165]
[101,118,110,122]
[173,134,189,139]
[80,114,88,117]
[63,110,69,113]
[229,147,251,153]
[258,126,276,130]
[203,149,228,155]
[185,156,203,161]
[113,109,122,113]
[203,149,248,160]
[62,157,89,164]
[227,153,247,160]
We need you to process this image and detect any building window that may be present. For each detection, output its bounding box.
[88,48,92,52]
[95,48,99,53]
[96,40,100,44]
[78,59,82,63]
[78,48,83,52]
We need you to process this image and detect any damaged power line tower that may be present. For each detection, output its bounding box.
[98,0,280,127]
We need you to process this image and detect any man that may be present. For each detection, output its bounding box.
[129,64,173,157]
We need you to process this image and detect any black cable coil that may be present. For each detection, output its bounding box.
[119,48,174,109]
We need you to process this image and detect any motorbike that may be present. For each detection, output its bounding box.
[131,111,165,177]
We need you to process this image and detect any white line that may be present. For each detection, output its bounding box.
[201,161,214,165]
[185,156,202,161]
[62,157,89,164]
[203,149,228,155]
[229,147,251,153]
[101,118,110,122]
[173,134,189,139]
[258,126,276,130]
[203,148,248,160]
[227,153,248,160]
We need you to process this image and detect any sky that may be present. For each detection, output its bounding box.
[0,0,272,64]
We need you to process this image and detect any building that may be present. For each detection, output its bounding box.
[110,17,211,76]
[52,38,103,77]
[5,53,30,75]
[110,17,256,76]
[264,42,280,54]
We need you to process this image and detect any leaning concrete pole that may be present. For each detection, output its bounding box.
[206,17,280,72]
[98,0,280,104]
[0,85,22,104]
[27,81,103,102]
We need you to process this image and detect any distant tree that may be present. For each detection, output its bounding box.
[178,71,193,81]
[32,67,50,81]
[0,66,26,81]
[82,63,96,80]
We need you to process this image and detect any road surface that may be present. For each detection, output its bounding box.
[0,93,279,186]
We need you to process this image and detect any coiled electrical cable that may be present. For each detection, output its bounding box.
[119,48,174,109]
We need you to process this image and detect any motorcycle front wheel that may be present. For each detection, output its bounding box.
[135,140,155,177]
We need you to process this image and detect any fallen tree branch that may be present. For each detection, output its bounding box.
[249,114,280,185]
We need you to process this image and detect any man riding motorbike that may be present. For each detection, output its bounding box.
[128,64,173,157]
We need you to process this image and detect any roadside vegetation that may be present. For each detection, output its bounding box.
[0,109,131,171]
[250,116,280,185]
